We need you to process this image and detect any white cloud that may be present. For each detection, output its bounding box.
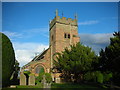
[13,42,49,67]
[2,31,23,38]
[3,27,49,40]
[79,33,113,55]
[78,20,99,25]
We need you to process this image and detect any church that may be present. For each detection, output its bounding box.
[20,10,80,85]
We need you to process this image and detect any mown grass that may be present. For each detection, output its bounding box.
[16,85,42,88]
[51,83,104,89]
[2,83,106,90]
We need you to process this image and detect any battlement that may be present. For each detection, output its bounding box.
[49,16,78,30]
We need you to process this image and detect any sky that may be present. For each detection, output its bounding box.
[2,2,118,67]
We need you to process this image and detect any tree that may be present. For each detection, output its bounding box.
[1,33,16,87]
[99,31,120,85]
[53,42,97,82]
[11,60,20,85]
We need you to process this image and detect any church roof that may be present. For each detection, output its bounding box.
[32,48,49,61]
[21,48,49,69]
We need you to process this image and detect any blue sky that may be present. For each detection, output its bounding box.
[2,2,118,67]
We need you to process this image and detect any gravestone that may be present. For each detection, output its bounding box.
[41,75,47,88]
[41,75,51,88]
[55,77,61,83]
[20,73,26,85]
[29,74,35,85]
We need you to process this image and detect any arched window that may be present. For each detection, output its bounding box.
[35,66,44,74]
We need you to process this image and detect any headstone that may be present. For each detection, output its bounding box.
[55,77,61,83]
[20,73,26,85]
[29,74,35,85]
[41,75,47,88]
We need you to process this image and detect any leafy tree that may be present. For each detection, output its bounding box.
[1,33,15,87]
[53,42,97,82]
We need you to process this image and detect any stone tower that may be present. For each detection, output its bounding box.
[49,9,80,69]
[20,10,80,85]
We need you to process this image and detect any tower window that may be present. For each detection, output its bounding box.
[68,34,70,39]
[64,33,67,38]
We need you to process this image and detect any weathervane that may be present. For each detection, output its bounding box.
[75,13,78,20]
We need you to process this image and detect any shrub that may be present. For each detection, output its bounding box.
[35,72,52,84]
[84,72,92,81]
[103,72,112,83]
[45,73,52,83]
[95,71,103,84]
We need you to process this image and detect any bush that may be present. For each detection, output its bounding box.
[84,72,93,81]
[97,72,103,84]
[84,71,113,84]
[94,71,103,84]
[35,72,52,84]
[36,72,45,83]
[45,73,52,83]
[103,72,112,83]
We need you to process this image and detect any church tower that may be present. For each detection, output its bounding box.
[49,9,80,69]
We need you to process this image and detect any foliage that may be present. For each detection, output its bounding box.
[11,60,20,85]
[35,72,45,84]
[23,71,31,76]
[1,33,15,87]
[36,82,43,87]
[99,32,120,85]
[84,71,113,84]
[35,67,45,84]
[99,32,120,72]
[35,72,52,84]
[96,72,103,84]
[45,73,52,83]
[53,42,97,82]
[103,72,112,83]
[39,67,44,73]
[84,72,95,82]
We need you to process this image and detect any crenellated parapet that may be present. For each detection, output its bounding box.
[49,16,78,30]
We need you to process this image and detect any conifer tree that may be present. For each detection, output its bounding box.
[53,42,97,82]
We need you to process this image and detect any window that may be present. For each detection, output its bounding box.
[64,33,70,39]
[35,66,44,74]
[68,34,70,39]
[64,33,67,38]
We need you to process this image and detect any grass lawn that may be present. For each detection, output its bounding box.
[51,83,105,89]
[16,85,42,88]
[2,83,106,90]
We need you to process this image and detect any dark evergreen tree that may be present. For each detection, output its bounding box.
[99,32,120,85]
[53,42,97,82]
[1,33,16,87]
[11,60,20,85]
